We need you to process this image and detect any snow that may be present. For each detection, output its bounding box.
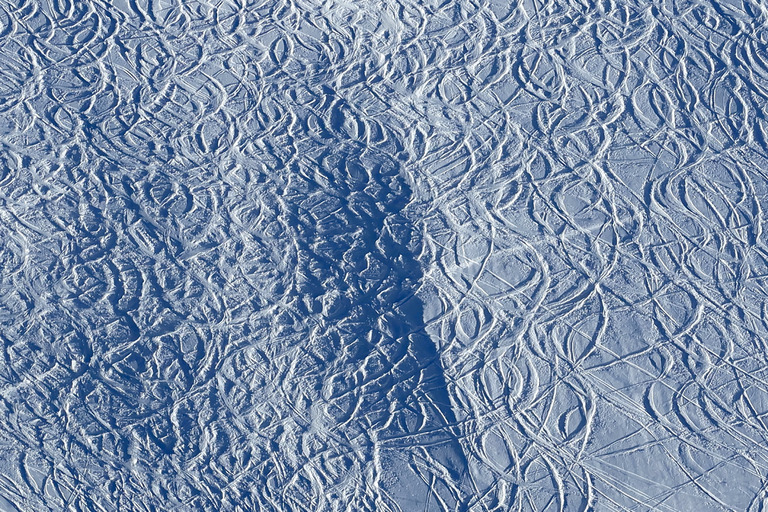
[0,0,767,510]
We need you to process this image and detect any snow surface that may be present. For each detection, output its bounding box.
[0,0,767,510]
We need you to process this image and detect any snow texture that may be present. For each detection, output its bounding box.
[0,0,767,510]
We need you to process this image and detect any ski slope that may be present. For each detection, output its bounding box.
[0,0,767,510]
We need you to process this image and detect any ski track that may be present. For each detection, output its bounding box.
[0,0,768,510]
